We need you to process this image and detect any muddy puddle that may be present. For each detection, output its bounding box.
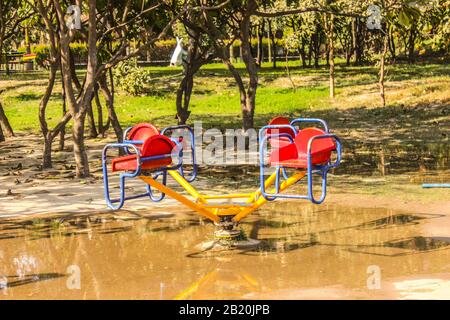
[0,203,449,299]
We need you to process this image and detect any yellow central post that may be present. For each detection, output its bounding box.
[139,168,306,227]
[139,175,220,223]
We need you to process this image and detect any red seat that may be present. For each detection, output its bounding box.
[112,134,176,172]
[266,116,297,148]
[126,123,159,149]
[269,128,335,168]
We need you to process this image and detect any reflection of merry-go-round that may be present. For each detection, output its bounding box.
[102,117,342,240]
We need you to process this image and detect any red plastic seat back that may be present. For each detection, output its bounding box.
[268,128,336,168]
[294,128,335,163]
[111,135,176,172]
[127,124,159,144]
[266,116,296,148]
[141,135,176,158]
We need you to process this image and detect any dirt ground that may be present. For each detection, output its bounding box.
[0,131,448,217]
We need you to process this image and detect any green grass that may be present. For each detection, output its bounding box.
[0,60,449,132]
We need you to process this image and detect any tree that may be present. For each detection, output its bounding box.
[171,11,216,124]
[27,0,179,176]
[195,0,261,130]
[0,0,31,141]
[324,11,335,98]
[28,0,71,168]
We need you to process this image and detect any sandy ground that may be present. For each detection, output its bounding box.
[0,133,260,217]
[0,133,449,218]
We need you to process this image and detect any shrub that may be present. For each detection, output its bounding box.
[19,43,88,68]
[113,58,152,96]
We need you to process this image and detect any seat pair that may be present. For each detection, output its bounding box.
[102,123,197,210]
[266,116,336,169]
[111,124,176,172]
[259,116,342,204]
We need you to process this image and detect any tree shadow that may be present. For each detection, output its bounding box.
[0,210,189,242]
[3,273,66,288]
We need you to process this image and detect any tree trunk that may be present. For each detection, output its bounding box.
[239,10,258,130]
[59,82,66,151]
[99,75,122,142]
[242,100,255,131]
[328,14,335,98]
[43,133,53,169]
[308,38,313,66]
[39,62,56,168]
[267,21,272,64]
[0,36,14,138]
[0,122,4,142]
[300,39,307,68]
[176,73,194,125]
[353,18,364,65]
[86,98,98,138]
[0,100,14,137]
[72,114,90,178]
[61,0,97,178]
[408,29,416,64]
[222,56,255,131]
[256,21,264,66]
[268,20,276,68]
[313,24,320,68]
[388,28,396,62]
[39,63,71,168]
[94,85,106,137]
[379,34,389,107]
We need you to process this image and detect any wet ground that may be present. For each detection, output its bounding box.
[1,202,449,300]
[0,130,449,299]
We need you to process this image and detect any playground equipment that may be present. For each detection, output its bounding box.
[422,184,450,188]
[0,52,36,72]
[102,117,342,239]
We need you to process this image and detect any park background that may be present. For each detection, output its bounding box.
[0,0,449,300]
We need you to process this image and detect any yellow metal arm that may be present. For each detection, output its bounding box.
[139,175,220,223]
[139,169,306,225]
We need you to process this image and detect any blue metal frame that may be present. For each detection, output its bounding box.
[258,125,296,202]
[122,126,144,155]
[161,124,198,182]
[290,118,329,132]
[102,141,184,210]
[258,120,342,204]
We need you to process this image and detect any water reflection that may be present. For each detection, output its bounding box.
[342,142,449,176]
[0,204,448,299]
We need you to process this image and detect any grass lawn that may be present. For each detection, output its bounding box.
[1,60,448,132]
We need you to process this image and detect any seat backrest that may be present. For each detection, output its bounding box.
[127,123,159,142]
[266,116,296,148]
[294,128,336,155]
[267,116,296,138]
[140,135,176,158]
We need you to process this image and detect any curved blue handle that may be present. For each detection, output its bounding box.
[306,134,342,204]
[291,118,329,133]
[161,125,198,182]
[102,143,142,210]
